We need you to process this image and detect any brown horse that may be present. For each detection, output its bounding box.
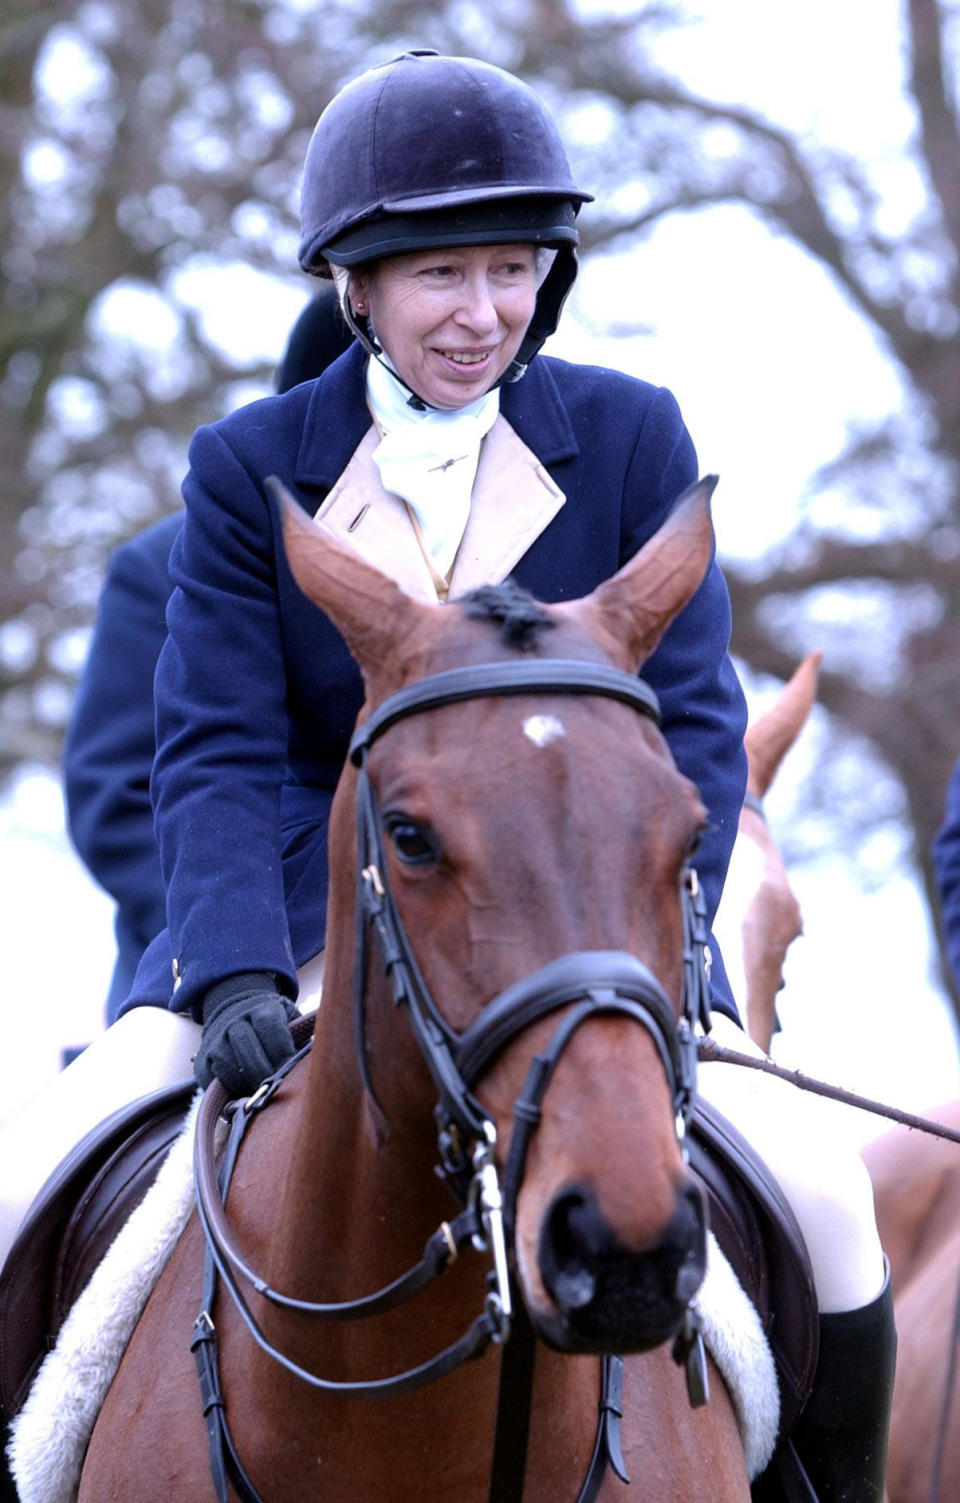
[76,480,753,1502]
[713,651,960,1503]
[714,652,821,1053]
[864,1101,960,1503]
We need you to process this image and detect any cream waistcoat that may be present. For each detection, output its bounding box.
[312,416,566,603]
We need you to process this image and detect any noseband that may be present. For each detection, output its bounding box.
[192,658,714,1503]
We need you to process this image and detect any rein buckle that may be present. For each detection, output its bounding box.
[436,1117,468,1182]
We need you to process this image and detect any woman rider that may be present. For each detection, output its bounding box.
[1,50,892,1500]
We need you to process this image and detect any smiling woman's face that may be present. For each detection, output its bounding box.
[350,244,538,409]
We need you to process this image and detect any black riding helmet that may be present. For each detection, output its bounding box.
[298,51,593,385]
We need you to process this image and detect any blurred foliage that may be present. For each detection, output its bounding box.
[3,0,960,1003]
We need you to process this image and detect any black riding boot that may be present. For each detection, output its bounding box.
[785,1266,896,1503]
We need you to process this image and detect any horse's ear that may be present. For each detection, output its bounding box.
[745,650,822,798]
[269,476,431,676]
[557,477,718,671]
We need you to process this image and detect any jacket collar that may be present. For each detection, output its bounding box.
[294,344,579,490]
[500,355,579,468]
[295,343,372,490]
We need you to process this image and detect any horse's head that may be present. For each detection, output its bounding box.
[278,478,717,1358]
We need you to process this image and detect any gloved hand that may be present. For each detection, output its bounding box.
[195,971,298,1098]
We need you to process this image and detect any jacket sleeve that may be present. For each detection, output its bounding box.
[933,758,960,993]
[151,423,297,1016]
[620,387,749,1021]
[63,520,177,951]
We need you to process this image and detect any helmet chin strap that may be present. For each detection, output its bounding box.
[338,295,431,410]
[372,351,430,413]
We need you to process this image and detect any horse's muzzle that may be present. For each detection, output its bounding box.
[533,1178,707,1354]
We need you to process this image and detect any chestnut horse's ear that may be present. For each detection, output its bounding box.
[745,650,822,799]
[269,476,432,678]
[556,476,719,672]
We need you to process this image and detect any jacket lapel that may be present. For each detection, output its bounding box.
[293,351,578,601]
[311,427,439,602]
[294,344,373,490]
[311,417,566,603]
[447,417,565,598]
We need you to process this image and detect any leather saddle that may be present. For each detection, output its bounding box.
[0,1081,818,1491]
[0,1079,196,1422]
[689,1101,819,1463]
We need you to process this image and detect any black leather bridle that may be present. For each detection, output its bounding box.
[192,657,714,1502]
[350,660,707,1150]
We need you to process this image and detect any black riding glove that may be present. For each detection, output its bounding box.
[195,971,298,1098]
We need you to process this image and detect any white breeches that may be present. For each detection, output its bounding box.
[698,1013,886,1314]
[0,953,327,1272]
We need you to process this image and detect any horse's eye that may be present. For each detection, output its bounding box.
[386,818,439,865]
[686,829,703,861]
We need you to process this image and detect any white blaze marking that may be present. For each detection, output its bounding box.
[523,713,566,747]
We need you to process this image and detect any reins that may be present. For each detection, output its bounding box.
[193,1064,503,1396]
[191,656,715,1503]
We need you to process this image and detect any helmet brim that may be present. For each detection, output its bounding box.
[306,195,586,271]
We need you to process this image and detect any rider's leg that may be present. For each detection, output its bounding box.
[0,950,327,1276]
[787,1270,896,1503]
[699,1013,895,1501]
[0,1005,201,1270]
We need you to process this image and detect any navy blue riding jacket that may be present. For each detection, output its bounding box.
[125,342,748,1021]
[62,291,351,1023]
[64,513,181,1021]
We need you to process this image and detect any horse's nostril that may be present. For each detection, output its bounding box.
[540,1187,611,1311]
[537,1178,708,1348]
